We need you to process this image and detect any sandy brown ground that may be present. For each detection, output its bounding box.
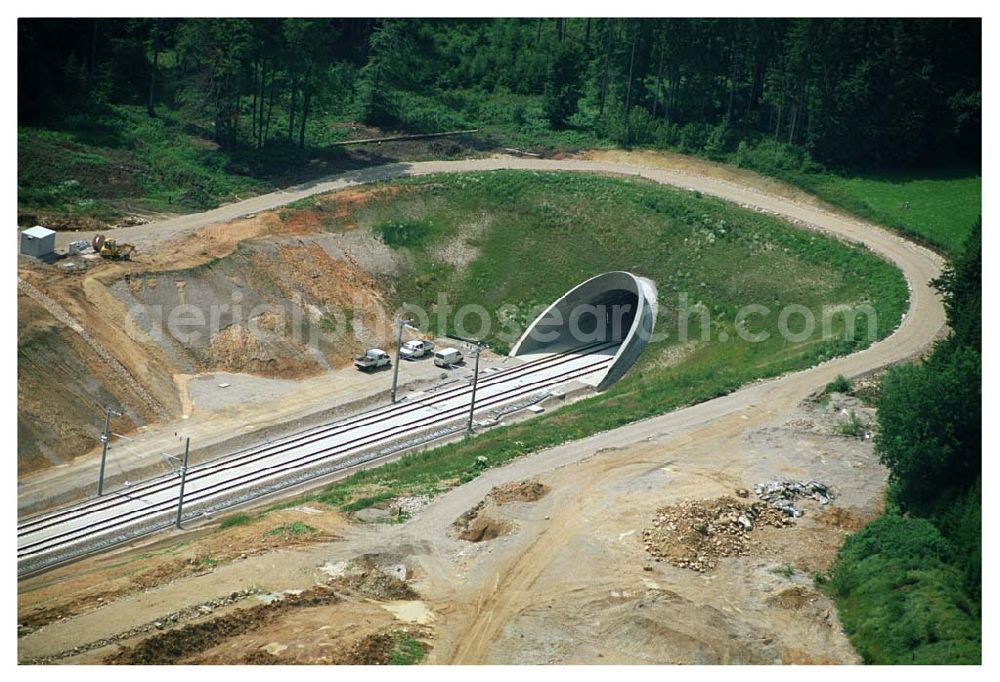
[19,151,946,664]
[18,185,407,468]
[19,395,884,664]
[577,148,826,206]
[429,397,880,664]
[18,504,428,665]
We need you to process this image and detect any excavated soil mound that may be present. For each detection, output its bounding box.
[332,632,397,665]
[453,500,514,543]
[489,480,550,505]
[105,587,341,664]
[18,508,343,636]
[452,481,548,544]
[339,570,418,601]
[642,496,792,572]
[459,515,513,543]
[766,586,818,611]
[330,554,419,600]
[243,630,427,665]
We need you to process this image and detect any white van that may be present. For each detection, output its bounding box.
[434,347,463,367]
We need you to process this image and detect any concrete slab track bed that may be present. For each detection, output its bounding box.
[17,341,615,575]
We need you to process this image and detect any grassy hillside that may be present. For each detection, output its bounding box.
[340,89,982,256]
[783,169,980,256]
[830,513,981,664]
[271,171,908,510]
[19,106,262,225]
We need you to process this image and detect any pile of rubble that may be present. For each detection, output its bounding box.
[489,479,550,505]
[114,215,151,228]
[67,240,95,256]
[753,480,834,518]
[643,496,792,572]
[388,495,431,517]
[324,554,417,600]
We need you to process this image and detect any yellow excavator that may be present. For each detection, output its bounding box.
[91,234,135,261]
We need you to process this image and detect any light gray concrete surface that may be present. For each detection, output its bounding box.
[511,271,658,391]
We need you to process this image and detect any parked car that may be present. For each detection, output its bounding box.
[434,347,464,367]
[354,348,390,371]
[400,339,435,360]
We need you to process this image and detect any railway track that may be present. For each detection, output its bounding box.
[19,339,614,532]
[17,342,617,574]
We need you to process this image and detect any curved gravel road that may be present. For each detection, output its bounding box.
[62,154,946,377]
[27,155,948,663]
[57,153,946,368]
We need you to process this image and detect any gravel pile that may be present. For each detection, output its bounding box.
[643,496,792,572]
[388,495,431,517]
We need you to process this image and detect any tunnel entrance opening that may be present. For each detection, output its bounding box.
[509,272,657,391]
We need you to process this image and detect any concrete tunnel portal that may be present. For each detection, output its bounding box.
[509,271,658,391]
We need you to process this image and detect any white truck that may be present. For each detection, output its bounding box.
[400,339,435,360]
[354,348,390,371]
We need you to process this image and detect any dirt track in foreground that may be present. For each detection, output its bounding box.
[21,152,946,663]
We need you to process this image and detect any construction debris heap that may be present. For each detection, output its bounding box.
[754,480,834,517]
[643,480,835,572]
[642,496,792,572]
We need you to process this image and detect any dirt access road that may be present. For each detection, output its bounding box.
[49,151,945,395]
[23,152,947,664]
[54,153,944,362]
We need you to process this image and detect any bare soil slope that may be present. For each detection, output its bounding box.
[17,188,402,473]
